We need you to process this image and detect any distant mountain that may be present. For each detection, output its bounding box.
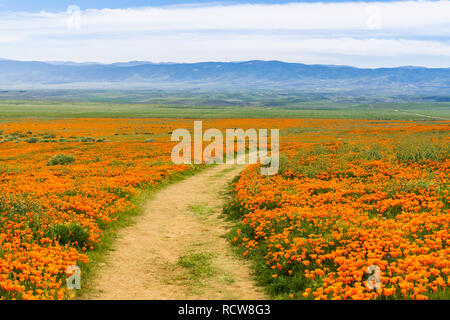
[0,59,448,92]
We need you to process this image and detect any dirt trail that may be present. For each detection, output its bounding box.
[395,109,450,120]
[84,162,266,300]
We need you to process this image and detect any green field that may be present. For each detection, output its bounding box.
[0,99,449,120]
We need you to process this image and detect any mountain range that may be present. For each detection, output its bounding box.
[0,59,449,93]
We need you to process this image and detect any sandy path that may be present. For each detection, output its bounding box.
[84,162,266,300]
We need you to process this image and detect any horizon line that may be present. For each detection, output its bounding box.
[1,58,449,70]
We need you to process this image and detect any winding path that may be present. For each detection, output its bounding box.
[84,161,265,300]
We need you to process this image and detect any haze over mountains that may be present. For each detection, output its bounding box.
[0,59,449,94]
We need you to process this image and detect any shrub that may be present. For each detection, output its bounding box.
[50,223,89,247]
[80,137,95,142]
[50,224,71,244]
[25,137,39,143]
[47,154,76,166]
[3,135,18,142]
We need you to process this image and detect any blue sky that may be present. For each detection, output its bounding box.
[0,1,449,67]
[0,1,407,11]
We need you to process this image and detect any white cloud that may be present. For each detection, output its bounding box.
[2,1,450,34]
[0,35,24,43]
[0,1,449,67]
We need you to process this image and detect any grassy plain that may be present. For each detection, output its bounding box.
[0,99,449,120]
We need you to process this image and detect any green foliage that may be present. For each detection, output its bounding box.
[47,154,76,166]
[49,223,89,248]
[25,137,39,143]
[42,134,56,139]
[177,252,217,278]
[279,138,449,180]
[339,143,383,161]
[0,194,40,217]
[393,138,448,163]
[80,137,95,142]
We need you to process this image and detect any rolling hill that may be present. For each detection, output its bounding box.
[0,59,449,93]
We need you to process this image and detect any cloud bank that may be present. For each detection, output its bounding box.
[0,1,449,67]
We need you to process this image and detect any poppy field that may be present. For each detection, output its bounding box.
[0,117,292,300]
[0,118,204,300]
[0,117,449,300]
[226,119,450,300]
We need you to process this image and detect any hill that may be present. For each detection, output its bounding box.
[0,59,448,94]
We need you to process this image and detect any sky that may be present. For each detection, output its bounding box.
[0,0,449,68]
